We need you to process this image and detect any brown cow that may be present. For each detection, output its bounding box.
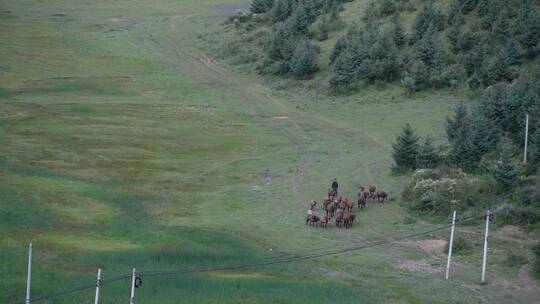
[325,202,336,217]
[344,198,354,212]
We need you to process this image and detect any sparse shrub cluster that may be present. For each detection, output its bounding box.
[401,168,494,216]
[444,236,473,255]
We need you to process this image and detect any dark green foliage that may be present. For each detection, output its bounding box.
[529,124,540,169]
[498,205,540,226]
[329,36,347,64]
[503,39,524,66]
[480,0,505,30]
[270,0,296,22]
[446,102,471,167]
[447,0,461,25]
[515,0,540,57]
[392,14,407,48]
[480,49,515,86]
[490,137,520,191]
[416,136,440,169]
[250,0,274,14]
[289,40,319,79]
[444,237,473,255]
[329,20,401,88]
[460,0,477,15]
[465,46,484,76]
[468,73,481,91]
[392,123,420,172]
[533,243,540,278]
[414,24,446,74]
[380,0,397,17]
[413,2,445,41]
[446,13,463,51]
[314,15,329,41]
[267,23,297,62]
[476,0,489,17]
[465,107,500,163]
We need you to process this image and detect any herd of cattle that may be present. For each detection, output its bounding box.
[306,185,388,229]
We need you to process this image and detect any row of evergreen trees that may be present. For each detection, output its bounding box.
[250,0,347,79]
[330,0,540,92]
[392,68,540,190]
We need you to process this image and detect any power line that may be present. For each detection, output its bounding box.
[7,209,502,304]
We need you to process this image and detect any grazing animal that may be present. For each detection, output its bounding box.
[368,185,377,199]
[306,215,320,226]
[344,198,354,212]
[377,191,388,203]
[358,190,368,209]
[320,215,331,228]
[325,202,336,217]
[343,213,357,229]
[335,210,344,227]
[327,188,337,200]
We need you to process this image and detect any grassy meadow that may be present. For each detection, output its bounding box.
[0,0,539,303]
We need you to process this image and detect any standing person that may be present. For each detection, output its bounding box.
[331,178,339,194]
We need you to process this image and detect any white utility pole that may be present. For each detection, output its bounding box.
[130,268,136,304]
[481,210,490,283]
[445,211,457,280]
[94,268,102,304]
[25,243,32,304]
[524,114,529,164]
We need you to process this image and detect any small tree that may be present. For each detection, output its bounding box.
[392,14,407,48]
[490,137,520,191]
[314,15,329,41]
[529,124,540,170]
[417,136,440,168]
[250,0,274,14]
[392,124,420,172]
[289,40,319,79]
[401,74,415,94]
[380,0,396,17]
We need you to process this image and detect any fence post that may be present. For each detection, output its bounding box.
[26,243,32,304]
[445,211,456,280]
[524,113,529,164]
[95,268,102,304]
[130,268,136,304]
[481,210,490,283]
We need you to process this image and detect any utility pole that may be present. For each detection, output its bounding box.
[524,113,529,164]
[445,211,456,280]
[481,210,490,283]
[95,268,102,304]
[26,243,32,304]
[130,268,136,304]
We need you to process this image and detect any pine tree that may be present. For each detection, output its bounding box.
[464,45,484,76]
[250,0,274,14]
[503,39,524,66]
[446,13,464,51]
[380,0,396,17]
[468,73,481,91]
[315,15,329,41]
[490,137,520,191]
[529,124,540,169]
[289,40,319,79]
[417,136,440,168]
[480,49,513,86]
[476,0,489,17]
[392,14,407,48]
[465,107,500,164]
[271,0,295,22]
[401,74,416,94]
[447,102,469,144]
[447,0,461,25]
[515,0,540,57]
[266,23,296,62]
[460,0,477,15]
[329,36,347,64]
[392,123,420,172]
[329,48,357,88]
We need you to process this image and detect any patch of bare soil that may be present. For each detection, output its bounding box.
[271,116,289,120]
[495,225,526,240]
[393,259,443,274]
[109,16,128,22]
[519,264,540,290]
[398,239,447,255]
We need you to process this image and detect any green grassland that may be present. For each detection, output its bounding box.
[0,0,539,303]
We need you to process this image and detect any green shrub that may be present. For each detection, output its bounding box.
[533,243,540,279]
[444,237,473,255]
[504,252,528,267]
